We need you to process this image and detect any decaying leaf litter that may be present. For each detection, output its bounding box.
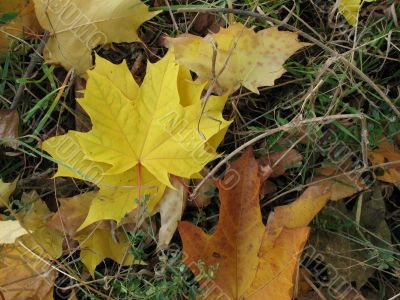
[1,0,400,299]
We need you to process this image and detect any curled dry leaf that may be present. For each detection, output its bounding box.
[369,137,400,185]
[42,52,231,229]
[153,176,187,247]
[191,168,215,208]
[258,147,302,197]
[33,0,159,73]
[47,192,95,237]
[0,0,41,52]
[0,109,19,148]
[167,23,310,94]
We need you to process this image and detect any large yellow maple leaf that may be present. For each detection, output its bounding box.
[167,23,310,94]
[42,52,231,228]
[32,0,159,73]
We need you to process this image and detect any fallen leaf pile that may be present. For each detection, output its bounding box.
[2,0,395,297]
[42,51,231,230]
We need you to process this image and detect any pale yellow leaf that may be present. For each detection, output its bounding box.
[0,220,28,244]
[168,23,310,94]
[154,177,187,247]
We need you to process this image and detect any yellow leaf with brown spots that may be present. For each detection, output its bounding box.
[369,137,400,185]
[168,23,310,94]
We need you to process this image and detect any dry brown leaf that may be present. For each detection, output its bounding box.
[0,243,57,300]
[48,192,95,237]
[168,23,310,94]
[0,109,19,148]
[259,148,303,177]
[191,168,215,208]
[179,149,366,299]
[369,137,400,185]
[178,149,310,300]
[0,0,41,52]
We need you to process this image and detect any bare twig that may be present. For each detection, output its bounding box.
[11,32,49,110]
[191,113,365,199]
[176,8,400,117]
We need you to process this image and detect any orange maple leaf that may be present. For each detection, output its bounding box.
[178,149,310,300]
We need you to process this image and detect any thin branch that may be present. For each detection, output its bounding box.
[176,8,400,117]
[191,113,365,199]
[11,32,49,110]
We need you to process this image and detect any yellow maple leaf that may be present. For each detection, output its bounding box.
[32,0,159,73]
[167,23,310,94]
[42,52,231,228]
[75,228,137,277]
[338,0,376,26]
